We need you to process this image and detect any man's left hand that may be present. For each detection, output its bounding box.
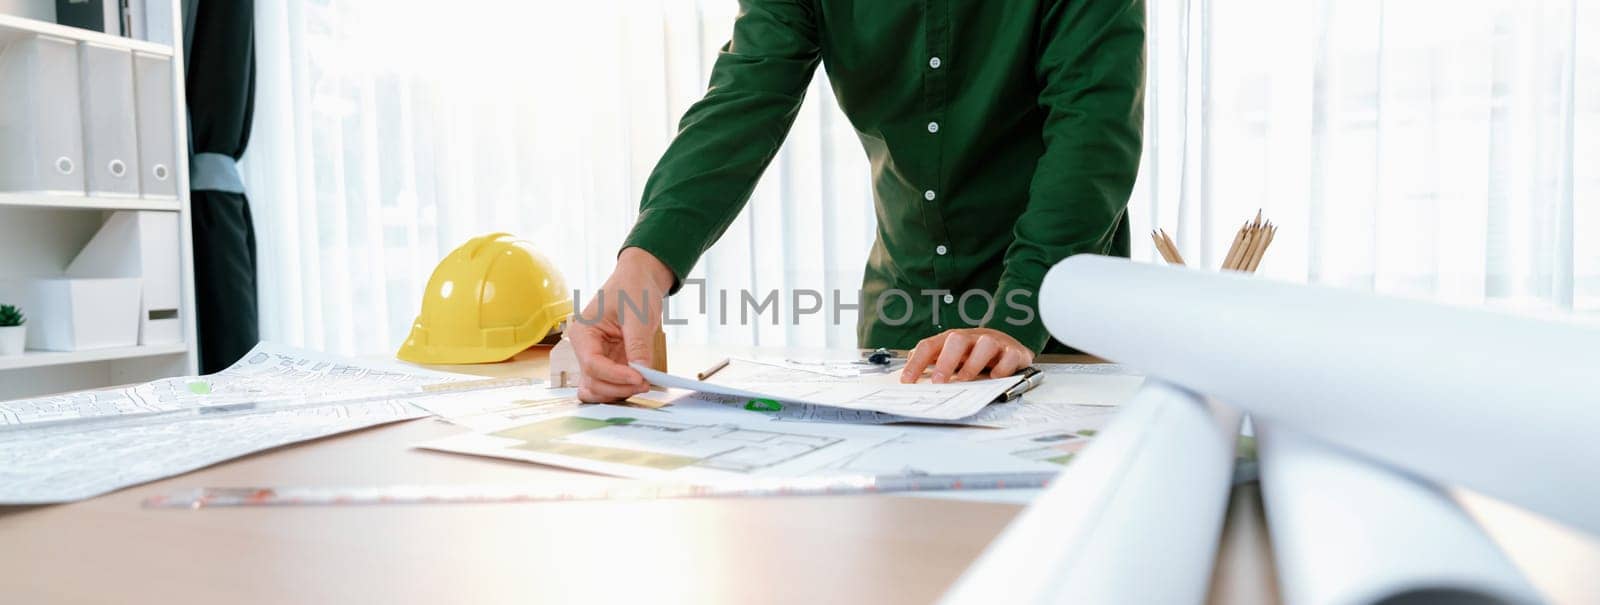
[899,328,1034,384]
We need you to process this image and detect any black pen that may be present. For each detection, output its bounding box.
[997,366,1044,402]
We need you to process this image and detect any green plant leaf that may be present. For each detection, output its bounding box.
[0,304,24,327]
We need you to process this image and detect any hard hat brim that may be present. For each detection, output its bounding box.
[395,313,563,365]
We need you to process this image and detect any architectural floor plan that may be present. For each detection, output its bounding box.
[633,362,1022,421]
[0,343,460,426]
[419,405,901,480]
[0,344,467,504]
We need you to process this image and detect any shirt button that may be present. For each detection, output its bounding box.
[924,190,937,201]
[927,121,940,134]
[942,294,955,304]
[936,245,948,255]
[929,56,942,69]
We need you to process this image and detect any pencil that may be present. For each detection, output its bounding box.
[1150,230,1171,263]
[1221,221,1249,270]
[1151,230,1173,264]
[697,357,730,381]
[1229,224,1258,271]
[1245,225,1277,272]
[1240,222,1268,273]
[1159,229,1186,265]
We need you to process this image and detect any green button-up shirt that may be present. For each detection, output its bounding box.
[622,0,1144,353]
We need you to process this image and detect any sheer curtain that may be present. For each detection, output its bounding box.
[1135,0,1597,311]
[243,0,1598,357]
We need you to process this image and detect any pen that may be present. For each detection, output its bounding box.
[864,347,898,365]
[997,367,1044,402]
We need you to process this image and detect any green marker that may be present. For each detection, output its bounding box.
[745,398,783,412]
[187,381,212,395]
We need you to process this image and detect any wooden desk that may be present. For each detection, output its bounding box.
[1,345,1597,604]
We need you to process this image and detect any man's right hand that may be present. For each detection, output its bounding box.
[568,247,675,403]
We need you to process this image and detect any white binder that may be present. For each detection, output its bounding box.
[133,51,178,199]
[125,0,147,40]
[66,211,184,345]
[79,42,142,197]
[0,34,86,195]
[118,0,176,45]
[143,0,176,46]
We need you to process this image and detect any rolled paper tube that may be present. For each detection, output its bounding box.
[1257,423,1539,605]
[943,381,1241,604]
[1039,254,1600,536]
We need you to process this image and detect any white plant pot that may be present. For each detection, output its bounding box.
[0,325,24,356]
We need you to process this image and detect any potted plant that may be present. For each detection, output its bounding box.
[0,304,24,356]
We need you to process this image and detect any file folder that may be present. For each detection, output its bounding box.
[0,278,142,351]
[133,51,177,199]
[79,42,141,197]
[66,210,184,345]
[0,34,86,195]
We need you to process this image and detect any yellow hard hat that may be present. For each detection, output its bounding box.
[397,233,573,364]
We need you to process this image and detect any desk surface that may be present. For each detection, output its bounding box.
[2,345,1597,604]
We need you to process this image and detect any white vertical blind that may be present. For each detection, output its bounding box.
[244,0,1598,357]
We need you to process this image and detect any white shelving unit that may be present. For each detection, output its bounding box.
[0,342,189,372]
[0,3,197,400]
[0,11,172,55]
[0,191,182,212]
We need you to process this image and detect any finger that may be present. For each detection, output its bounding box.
[618,293,661,367]
[932,332,973,384]
[583,300,651,385]
[583,354,646,388]
[578,375,646,403]
[955,335,1001,382]
[564,319,609,363]
[569,325,646,388]
[989,346,1029,378]
[577,383,611,404]
[900,335,946,383]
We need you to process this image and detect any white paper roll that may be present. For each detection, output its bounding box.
[1039,255,1600,537]
[942,381,1241,604]
[1257,423,1541,605]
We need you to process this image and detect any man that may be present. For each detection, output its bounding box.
[570,0,1144,403]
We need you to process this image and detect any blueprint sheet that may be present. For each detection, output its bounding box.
[711,358,1143,406]
[408,386,585,432]
[1024,363,1145,407]
[634,361,1022,421]
[0,343,464,427]
[0,400,423,504]
[642,358,1125,427]
[656,386,1116,429]
[418,404,903,481]
[411,385,1121,500]
[0,343,467,504]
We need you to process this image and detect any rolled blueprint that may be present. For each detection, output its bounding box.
[1257,423,1541,605]
[1038,255,1600,536]
[942,381,1242,604]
